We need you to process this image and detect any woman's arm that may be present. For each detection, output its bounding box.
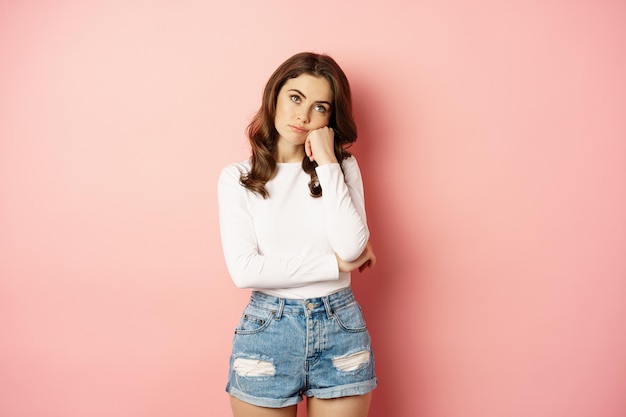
[315,156,370,262]
[217,164,340,289]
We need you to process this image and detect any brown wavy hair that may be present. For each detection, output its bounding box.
[240,52,357,198]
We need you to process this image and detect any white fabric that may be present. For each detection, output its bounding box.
[217,156,369,299]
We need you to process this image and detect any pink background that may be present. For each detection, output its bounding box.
[1,1,625,416]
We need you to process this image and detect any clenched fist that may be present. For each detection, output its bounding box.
[305,126,338,165]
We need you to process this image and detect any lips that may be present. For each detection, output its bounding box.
[289,125,308,134]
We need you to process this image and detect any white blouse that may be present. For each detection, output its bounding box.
[217,156,369,299]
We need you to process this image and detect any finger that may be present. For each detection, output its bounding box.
[366,243,376,268]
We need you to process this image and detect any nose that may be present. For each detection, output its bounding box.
[296,111,309,123]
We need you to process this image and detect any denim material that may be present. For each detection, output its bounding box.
[225,287,377,408]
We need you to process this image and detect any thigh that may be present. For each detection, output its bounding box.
[307,393,372,417]
[231,396,297,417]
[306,300,376,398]
[227,306,305,407]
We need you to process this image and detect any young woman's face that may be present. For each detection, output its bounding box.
[274,74,333,153]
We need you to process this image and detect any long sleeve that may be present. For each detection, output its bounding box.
[217,163,339,289]
[316,157,370,261]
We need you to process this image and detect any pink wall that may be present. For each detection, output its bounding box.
[1,1,625,416]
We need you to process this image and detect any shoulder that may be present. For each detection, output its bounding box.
[341,155,360,171]
[218,159,251,188]
[340,155,363,181]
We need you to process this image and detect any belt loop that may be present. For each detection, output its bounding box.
[322,296,334,319]
[275,297,285,320]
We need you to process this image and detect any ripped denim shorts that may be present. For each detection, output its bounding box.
[225,287,377,408]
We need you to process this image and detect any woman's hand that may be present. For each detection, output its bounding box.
[336,241,377,273]
[305,126,338,165]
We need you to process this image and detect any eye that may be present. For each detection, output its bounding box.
[314,104,329,113]
[290,95,301,103]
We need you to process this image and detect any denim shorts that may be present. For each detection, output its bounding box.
[225,287,377,408]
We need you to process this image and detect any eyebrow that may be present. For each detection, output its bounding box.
[288,89,332,107]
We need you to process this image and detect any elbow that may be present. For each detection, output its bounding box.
[227,263,256,289]
[229,269,257,289]
[232,279,251,289]
[335,234,370,262]
[225,252,261,289]
[336,248,363,263]
[229,271,247,288]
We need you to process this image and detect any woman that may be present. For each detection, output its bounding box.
[218,52,377,417]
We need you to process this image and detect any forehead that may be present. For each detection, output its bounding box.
[281,74,333,101]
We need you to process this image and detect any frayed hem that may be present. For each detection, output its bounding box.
[226,385,302,408]
[303,378,378,399]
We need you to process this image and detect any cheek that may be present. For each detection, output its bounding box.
[312,113,331,127]
[275,103,292,122]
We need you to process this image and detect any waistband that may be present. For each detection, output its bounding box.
[249,287,356,319]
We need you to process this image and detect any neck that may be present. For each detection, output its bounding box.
[276,144,305,163]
